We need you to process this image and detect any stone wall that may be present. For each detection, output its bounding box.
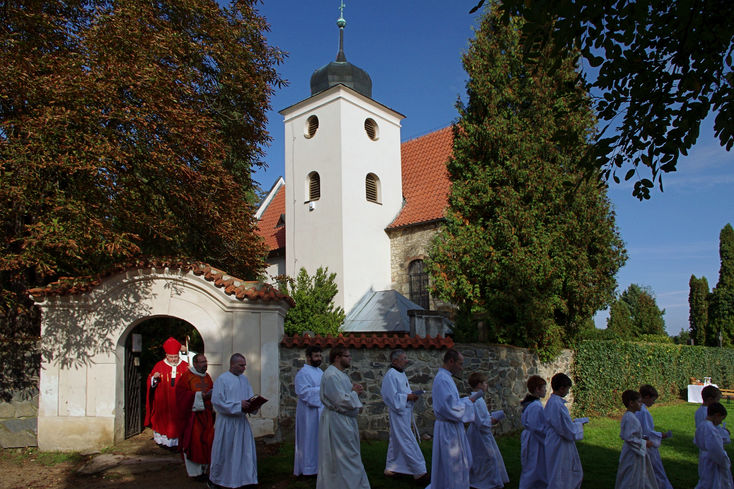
[0,387,38,448]
[278,344,573,441]
[387,222,450,313]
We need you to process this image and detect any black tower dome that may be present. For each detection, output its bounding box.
[310,10,372,98]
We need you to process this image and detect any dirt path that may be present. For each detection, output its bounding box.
[0,429,290,489]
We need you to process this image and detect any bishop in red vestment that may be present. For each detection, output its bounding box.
[176,353,215,480]
[144,336,188,447]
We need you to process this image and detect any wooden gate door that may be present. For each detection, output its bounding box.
[124,334,143,438]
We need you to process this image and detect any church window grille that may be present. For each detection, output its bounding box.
[409,259,430,309]
[305,115,319,139]
[365,173,381,203]
[364,118,379,141]
[307,171,320,201]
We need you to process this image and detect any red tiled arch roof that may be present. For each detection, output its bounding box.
[27,258,294,306]
[281,333,454,350]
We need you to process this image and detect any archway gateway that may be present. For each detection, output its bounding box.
[30,261,292,451]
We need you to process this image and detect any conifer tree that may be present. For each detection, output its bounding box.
[709,223,734,346]
[428,3,626,359]
[689,275,710,346]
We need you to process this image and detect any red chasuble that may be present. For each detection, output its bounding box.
[144,359,188,440]
[176,368,215,464]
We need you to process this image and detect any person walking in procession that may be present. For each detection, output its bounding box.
[294,346,324,477]
[316,345,370,489]
[380,349,427,481]
[427,348,478,489]
[145,336,188,449]
[544,373,584,489]
[175,353,214,481]
[209,354,259,489]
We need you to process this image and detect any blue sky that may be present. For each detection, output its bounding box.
[253,1,734,336]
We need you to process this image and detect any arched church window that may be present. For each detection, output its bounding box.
[409,259,430,309]
[364,118,379,140]
[365,173,381,204]
[304,115,319,139]
[307,171,320,201]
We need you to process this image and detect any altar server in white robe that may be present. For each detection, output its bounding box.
[209,353,258,489]
[694,402,734,489]
[294,346,324,476]
[381,349,427,480]
[467,372,509,489]
[614,390,657,489]
[427,348,477,489]
[316,345,370,489]
[519,375,547,489]
[544,373,584,489]
[637,384,673,489]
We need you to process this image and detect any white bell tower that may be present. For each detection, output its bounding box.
[280,9,404,314]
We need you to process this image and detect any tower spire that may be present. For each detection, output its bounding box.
[336,1,347,62]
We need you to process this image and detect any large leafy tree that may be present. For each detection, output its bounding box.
[689,275,710,346]
[276,267,346,337]
[0,0,283,399]
[474,0,734,200]
[615,283,666,337]
[709,224,734,346]
[428,4,626,359]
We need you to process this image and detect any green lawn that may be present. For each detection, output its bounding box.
[259,401,734,488]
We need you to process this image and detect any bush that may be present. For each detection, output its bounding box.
[573,340,734,416]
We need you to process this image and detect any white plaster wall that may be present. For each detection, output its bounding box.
[36,267,289,451]
[284,92,345,305]
[281,85,404,314]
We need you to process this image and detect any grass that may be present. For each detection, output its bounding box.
[2,447,83,466]
[259,401,734,489]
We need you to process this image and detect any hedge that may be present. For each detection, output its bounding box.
[572,340,734,417]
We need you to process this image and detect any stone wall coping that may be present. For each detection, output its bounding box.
[281,333,454,349]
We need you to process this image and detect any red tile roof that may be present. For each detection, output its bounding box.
[388,126,454,230]
[28,258,294,306]
[281,332,454,350]
[256,184,286,252]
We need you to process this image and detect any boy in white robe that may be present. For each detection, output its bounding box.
[316,345,370,489]
[294,346,324,476]
[637,384,672,489]
[544,373,583,489]
[519,375,547,489]
[694,402,733,489]
[381,349,427,480]
[696,386,731,445]
[427,348,477,489]
[467,372,509,489]
[209,354,258,489]
[615,389,658,489]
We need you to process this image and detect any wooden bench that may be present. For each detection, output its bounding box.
[720,389,734,403]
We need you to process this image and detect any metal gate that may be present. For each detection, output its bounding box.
[124,334,143,439]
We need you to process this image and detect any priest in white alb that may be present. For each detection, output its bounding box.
[427,348,477,489]
[381,349,427,481]
[294,345,324,476]
[316,344,370,489]
[209,353,258,489]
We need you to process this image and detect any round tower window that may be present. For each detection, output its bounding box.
[364,118,379,141]
[304,115,319,139]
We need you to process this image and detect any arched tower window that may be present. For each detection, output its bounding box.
[409,259,429,309]
[365,173,381,204]
[307,171,321,202]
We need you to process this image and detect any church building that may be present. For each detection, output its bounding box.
[256,11,453,334]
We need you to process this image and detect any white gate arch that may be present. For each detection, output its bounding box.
[30,261,291,451]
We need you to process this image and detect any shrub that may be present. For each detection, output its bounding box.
[573,340,734,416]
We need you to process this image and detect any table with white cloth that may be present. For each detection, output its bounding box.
[687,384,718,403]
